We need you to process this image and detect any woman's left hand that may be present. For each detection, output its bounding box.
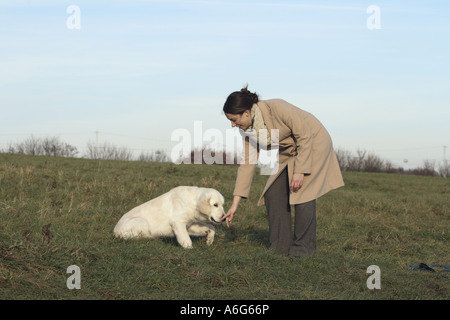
[290,173,304,193]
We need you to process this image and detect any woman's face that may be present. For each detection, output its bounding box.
[225,110,252,131]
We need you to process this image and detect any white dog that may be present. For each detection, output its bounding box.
[113,186,225,249]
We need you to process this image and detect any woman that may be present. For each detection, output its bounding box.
[221,86,344,256]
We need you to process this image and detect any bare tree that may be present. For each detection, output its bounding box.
[41,137,78,157]
[85,140,133,161]
[137,149,169,162]
[438,160,449,178]
[5,135,77,157]
[335,148,394,173]
[335,147,351,171]
[410,160,437,177]
[363,153,385,172]
[12,135,43,155]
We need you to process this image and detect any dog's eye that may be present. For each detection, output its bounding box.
[213,203,218,207]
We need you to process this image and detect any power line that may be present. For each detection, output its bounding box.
[98,131,171,143]
[367,146,445,152]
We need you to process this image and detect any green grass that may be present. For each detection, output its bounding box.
[0,153,448,299]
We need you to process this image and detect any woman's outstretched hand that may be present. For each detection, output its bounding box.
[222,206,236,228]
[221,195,241,228]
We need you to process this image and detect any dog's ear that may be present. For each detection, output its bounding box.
[197,193,212,215]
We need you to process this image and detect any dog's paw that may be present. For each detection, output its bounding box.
[181,241,193,249]
[206,230,215,246]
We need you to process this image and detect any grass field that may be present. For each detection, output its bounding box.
[0,153,448,300]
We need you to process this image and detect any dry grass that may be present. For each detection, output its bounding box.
[0,153,448,300]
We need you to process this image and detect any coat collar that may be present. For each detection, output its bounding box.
[256,100,274,132]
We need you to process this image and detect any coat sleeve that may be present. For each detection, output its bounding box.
[278,103,313,175]
[233,135,259,199]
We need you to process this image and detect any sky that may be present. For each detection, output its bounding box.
[0,0,449,169]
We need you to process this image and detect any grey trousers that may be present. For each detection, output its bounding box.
[264,168,316,256]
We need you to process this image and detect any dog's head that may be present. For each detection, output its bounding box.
[197,189,225,225]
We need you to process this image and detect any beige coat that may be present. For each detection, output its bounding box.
[233,99,344,206]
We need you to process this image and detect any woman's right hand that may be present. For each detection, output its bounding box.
[221,195,241,228]
[222,206,237,228]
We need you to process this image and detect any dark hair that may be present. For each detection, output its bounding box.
[223,85,259,114]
